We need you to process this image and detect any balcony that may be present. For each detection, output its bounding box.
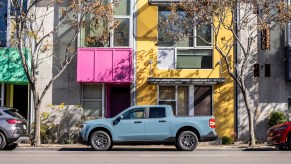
[77,48,132,83]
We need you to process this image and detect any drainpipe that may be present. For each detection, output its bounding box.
[132,0,137,106]
[234,0,240,141]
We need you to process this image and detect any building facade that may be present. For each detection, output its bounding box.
[236,2,291,141]
[0,0,240,141]
[0,0,30,121]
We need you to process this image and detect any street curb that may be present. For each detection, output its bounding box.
[17,144,278,151]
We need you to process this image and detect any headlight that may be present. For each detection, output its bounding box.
[275,125,287,131]
[79,124,86,131]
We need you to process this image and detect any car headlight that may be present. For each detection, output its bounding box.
[79,124,86,131]
[274,125,288,131]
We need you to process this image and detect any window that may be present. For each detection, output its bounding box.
[80,0,131,47]
[254,64,260,77]
[158,85,212,116]
[265,64,271,77]
[158,7,213,69]
[194,86,212,116]
[176,49,212,69]
[82,84,103,121]
[149,107,166,118]
[158,86,189,116]
[122,108,145,119]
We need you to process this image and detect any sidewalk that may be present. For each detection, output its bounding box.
[17,143,278,151]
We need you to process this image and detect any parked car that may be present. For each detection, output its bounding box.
[0,107,29,150]
[79,105,217,151]
[267,121,291,150]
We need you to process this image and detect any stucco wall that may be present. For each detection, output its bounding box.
[237,4,288,141]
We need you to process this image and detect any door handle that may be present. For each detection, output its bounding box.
[159,120,166,123]
[134,121,142,123]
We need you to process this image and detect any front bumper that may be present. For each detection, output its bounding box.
[78,133,88,145]
[200,131,218,142]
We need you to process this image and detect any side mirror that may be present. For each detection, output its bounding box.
[113,116,121,126]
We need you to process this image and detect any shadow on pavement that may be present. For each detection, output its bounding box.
[242,147,280,151]
[58,147,178,151]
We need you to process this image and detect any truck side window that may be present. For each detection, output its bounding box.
[122,108,145,119]
[149,107,165,118]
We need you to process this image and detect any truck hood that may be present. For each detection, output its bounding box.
[84,118,115,126]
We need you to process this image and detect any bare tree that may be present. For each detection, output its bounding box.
[159,0,291,147]
[4,0,119,146]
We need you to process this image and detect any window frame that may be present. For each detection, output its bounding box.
[81,84,105,120]
[79,0,132,48]
[157,85,213,116]
[122,107,145,120]
[157,6,213,70]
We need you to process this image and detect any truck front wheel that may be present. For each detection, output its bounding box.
[89,131,112,151]
[176,131,198,151]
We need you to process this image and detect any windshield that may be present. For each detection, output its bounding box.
[4,109,24,119]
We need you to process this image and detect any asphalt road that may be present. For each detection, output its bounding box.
[0,147,290,164]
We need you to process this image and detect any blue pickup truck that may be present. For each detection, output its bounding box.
[79,105,217,151]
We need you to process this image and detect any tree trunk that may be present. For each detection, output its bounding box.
[248,111,256,147]
[34,106,41,146]
[240,85,256,147]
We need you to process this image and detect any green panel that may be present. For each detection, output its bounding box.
[0,48,30,84]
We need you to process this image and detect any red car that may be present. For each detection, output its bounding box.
[267,122,291,150]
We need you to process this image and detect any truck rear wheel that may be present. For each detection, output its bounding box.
[89,131,112,151]
[176,131,198,151]
[0,132,6,150]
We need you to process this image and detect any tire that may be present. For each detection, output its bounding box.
[278,146,288,151]
[176,131,198,151]
[0,132,6,150]
[89,131,112,151]
[288,134,291,150]
[3,143,18,150]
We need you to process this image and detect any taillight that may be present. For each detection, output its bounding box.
[6,119,22,124]
[209,118,215,128]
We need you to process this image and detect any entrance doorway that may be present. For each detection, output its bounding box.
[13,85,28,119]
[107,85,130,118]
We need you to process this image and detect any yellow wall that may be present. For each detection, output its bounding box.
[136,0,234,138]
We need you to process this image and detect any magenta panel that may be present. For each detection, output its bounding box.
[77,49,95,82]
[77,48,132,83]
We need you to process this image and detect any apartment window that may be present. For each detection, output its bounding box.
[158,7,213,69]
[82,84,103,121]
[80,0,131,47]
[177,49,212,69]
[158,85,212,116]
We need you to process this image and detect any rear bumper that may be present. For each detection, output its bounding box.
[200,131,218,142]
[7,134,29,144]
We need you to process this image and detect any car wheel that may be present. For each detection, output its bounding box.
[176,131,198,151]
[3,143,18,150]
[89,131,112,151]
[278,146,288,151]
[0,132,6,150]
[288,133,291,150]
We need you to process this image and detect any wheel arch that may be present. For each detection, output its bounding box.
[176,126,200,141]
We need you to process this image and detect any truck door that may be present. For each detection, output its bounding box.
[114,107,145,141]
[144,107,171,141]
